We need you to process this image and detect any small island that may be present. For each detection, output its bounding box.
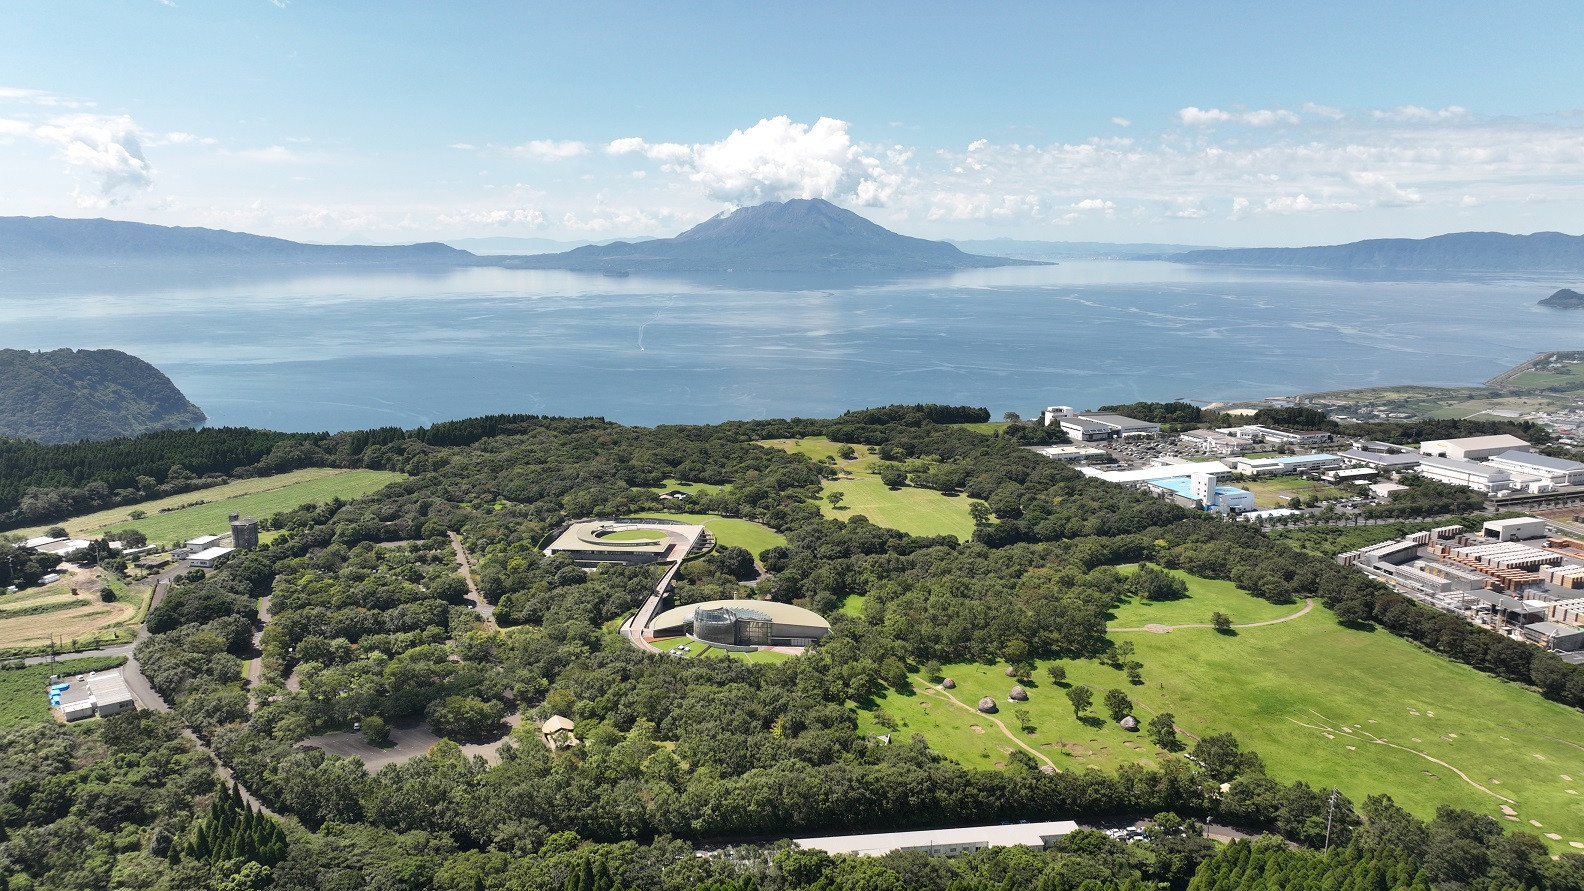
[1538,288,1584,308]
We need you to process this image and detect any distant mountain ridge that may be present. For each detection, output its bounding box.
[444,235,658,255]
[0,348,206,443]
[1172,231,1584,272]
[0,216,472,265]
[499,198,1044,273]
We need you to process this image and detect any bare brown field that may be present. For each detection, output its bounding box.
[0,570,143,651]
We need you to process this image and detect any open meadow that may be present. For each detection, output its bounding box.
[10,468,404,545]
[1239,475,1359,509]
[857,574,1584,851]
[627,513,786,557]
[758,436,980,539]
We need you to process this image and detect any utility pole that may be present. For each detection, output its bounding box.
[1324,786,1339,853]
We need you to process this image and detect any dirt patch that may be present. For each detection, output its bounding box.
[1346,745,1356,751]
[1143,624,1172,634]
[1501,805,1518,815]
[1040,742,1054,749]
[969,724,985,734]
[1530,820,1543,827]
[1547,833,1563,840]
[993,761,1006,768]
[1423,771,1438,779]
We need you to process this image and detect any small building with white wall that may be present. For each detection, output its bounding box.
[795,820,1079,858]
[1147,474,1255,514]
[187,546,236,569]
[1482,517,1548,542]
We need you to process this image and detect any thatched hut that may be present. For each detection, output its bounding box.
[941,678,956,689]
[1008,685,1029,701]
[977,696,998,713]
[1119,715,1139,732]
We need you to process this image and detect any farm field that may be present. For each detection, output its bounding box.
[1109,567,1297,628]
[0,570,144,652]
[11,468,405,543]
[0,655,128,730]
[96,469,405,545]
[1240,475,1358,509]
[628,513,786,557]
[857,576,1584,850]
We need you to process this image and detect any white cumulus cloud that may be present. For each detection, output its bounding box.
[609,116,906,207]
[28,113,153,204]
[1179,106,1300,126]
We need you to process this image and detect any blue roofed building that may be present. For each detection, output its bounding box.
[1147,474,1255,514]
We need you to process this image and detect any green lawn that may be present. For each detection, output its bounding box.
[860,596,1584,850]
[0,655,128,730]
[631,514,787,558]
[652,479,732,498]
[820,477,978,539]
[837,594,867,618]
[1109,566,1299,628]
[952,422,1011,435]
[1240,475,1358,509]
[94,469,405,545]
[600,529,668,541]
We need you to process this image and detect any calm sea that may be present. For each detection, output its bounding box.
[1,261,1578,432]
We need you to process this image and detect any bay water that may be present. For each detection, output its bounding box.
[1,261,1577,432]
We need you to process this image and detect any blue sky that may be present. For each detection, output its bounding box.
[3,1,1583,246]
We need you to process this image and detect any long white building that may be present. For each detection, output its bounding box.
[1419,434,1531,462]
[796,820,1079,858]
[1485,450,1584,487]
[1414,454,1515,493]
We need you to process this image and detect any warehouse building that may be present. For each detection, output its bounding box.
[795,820,1079,858]
[1414,455,1516,493]
[1485,451,1584,487]
[1337,449,1422,472]
[187,546,236,569]
[1419,434,1531,462]
[1482,517,1548,542]
[53,670,137,722]
[1048,408,1161,441]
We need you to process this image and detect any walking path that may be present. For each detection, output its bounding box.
[913,676,1058,771]
[448,532,493,625]
[1110,598,1313,633]
[244,595,271,708]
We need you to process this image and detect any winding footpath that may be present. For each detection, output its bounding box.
[913,676,1058,771]
[1109,598,1313,633]
[448,532,494,625]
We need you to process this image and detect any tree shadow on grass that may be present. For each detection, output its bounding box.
[1213,628,1239,637]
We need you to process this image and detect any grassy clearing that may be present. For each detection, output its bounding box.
[1239,475,1358,509]
[837,594,867,618]
[93,469,405,545]
[821,478,977,539]
[952,422,1011,435]
[11,469,404,550]
[634,513,787,557]
[8,468,399,541]
[652,479,732,498]
[0,655,128,730]
[1109,567,1298,628]
[860,586,1584,849]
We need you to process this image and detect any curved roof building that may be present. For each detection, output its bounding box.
[648,599,831,649]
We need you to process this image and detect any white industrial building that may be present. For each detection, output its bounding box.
[1414,454,1516,493]
[187,546,236,568]
[1482,517,1548,541]
[1419,434,1531,462]
[1219,425,1334,446]
[795,820,1079,858]
[186,534,225,551]
[54,670,137,722]
[1179,429,1253,455]
[1227,454,1343,477]
[1080,461,1234,485]
[1028,445,1111,462]
[1485,450,1584,487]
[1337,449,1422,472]
[1045,407,1161,441]
[1147,474,1256,514]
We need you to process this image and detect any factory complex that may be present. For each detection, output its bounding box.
[1339,517,1584,652]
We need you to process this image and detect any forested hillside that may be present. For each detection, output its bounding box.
[0,348,206,444]
[3,406,1584,890]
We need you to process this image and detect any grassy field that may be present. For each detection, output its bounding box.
[952,422,1011,435]
[1109,567,1298,628]
[9,468,405,544]
[858,583,1584,850]
[0,655,128,730]
[0,570,143,652]
[652,479,732,498]
[96,469,405,545]
[758,436,981,538]
[651,636,795,663]
[1240,475,1358,509]
[625,514,787,557]
[821,478,978,539]
[838,594,867,618]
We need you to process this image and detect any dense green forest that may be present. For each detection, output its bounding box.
[3,406,1584,890]
[0,348,207,445]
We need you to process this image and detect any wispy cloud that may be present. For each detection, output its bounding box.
[506,139,589,161]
